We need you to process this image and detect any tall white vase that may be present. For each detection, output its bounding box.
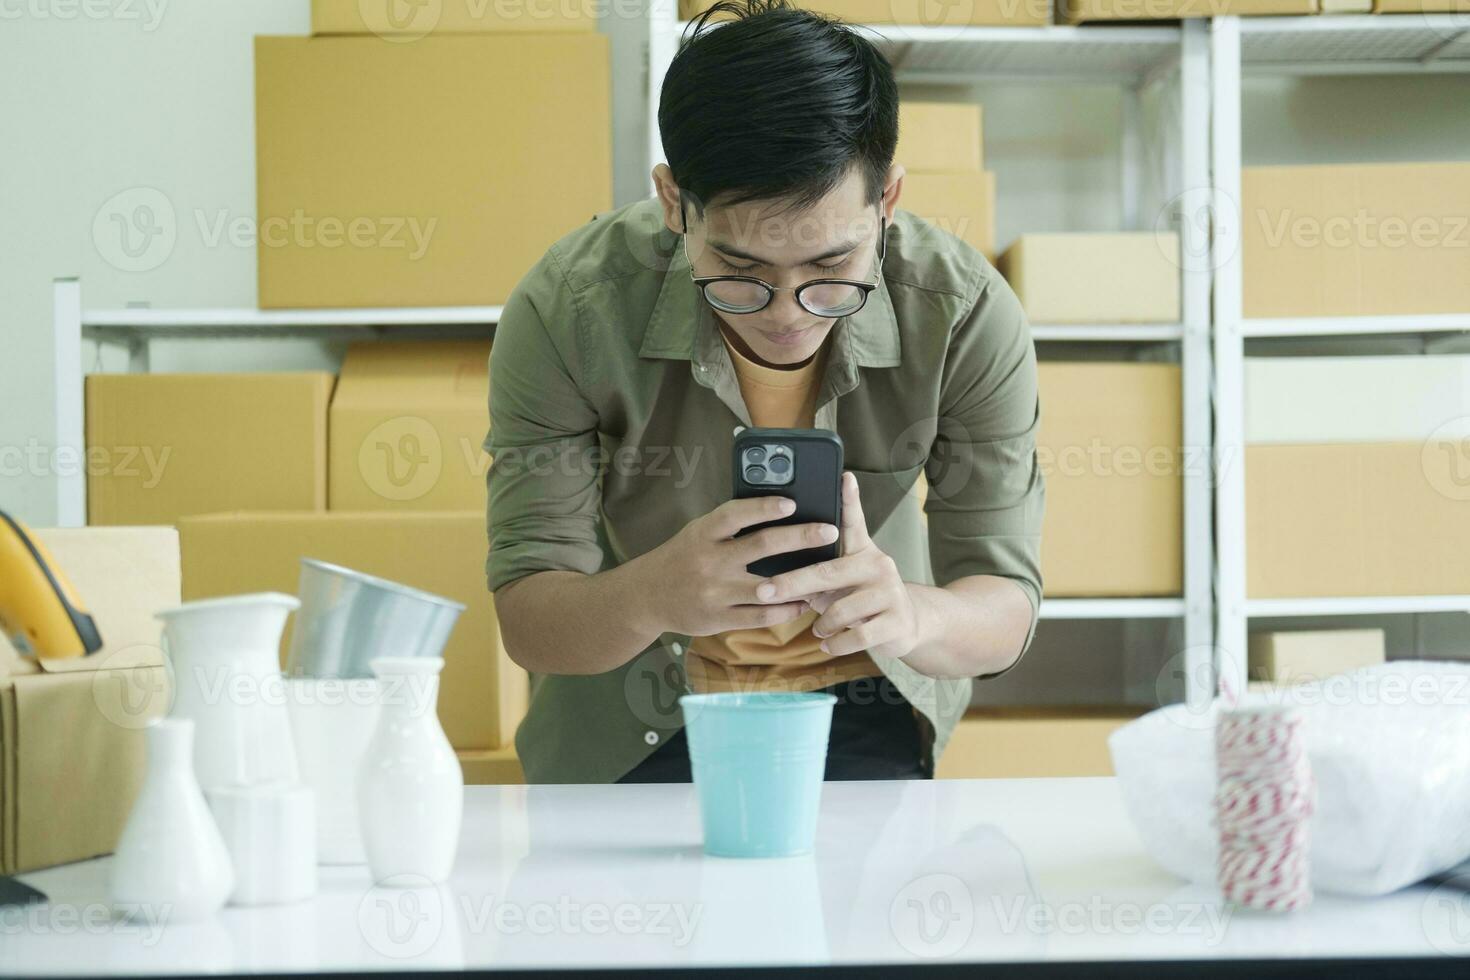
[111,718,235,921]
[156,593,300,792]
[358,657,463,885]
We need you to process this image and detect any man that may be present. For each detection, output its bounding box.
[485,0,1044,784]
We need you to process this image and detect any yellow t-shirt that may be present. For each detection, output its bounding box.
[685,327,884,694]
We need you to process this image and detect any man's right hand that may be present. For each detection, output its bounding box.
[631,496,838,637]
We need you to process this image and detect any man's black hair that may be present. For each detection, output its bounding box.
[659,0,900,222]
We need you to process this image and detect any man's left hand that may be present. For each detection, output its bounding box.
[754,471,922,660]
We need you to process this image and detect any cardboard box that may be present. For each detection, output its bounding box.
[897,102,983,173]
[313,0,599,35]
[1063,0,1318,20]
[900,171,996,257]
[1038,363,1183,597]
[177,511,527,750]
[1242,162,1470,319]
[1,527,175,873]
[1246,355,1470,445]
[1246,442,1470,598]
[86,373,332,526]
[255,34,612,308]
[1376,1,1470,11]
[330,341,492,511]
[680,0,1051,26]
[938,708,1140,779]
[1321,0,1372,10]
[459,746,524,785]
[1248,628,1387,685]
[998,233,1181,325]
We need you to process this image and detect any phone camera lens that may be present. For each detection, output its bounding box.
[744,447,767,464]
[744,465,767,484]
[768,455,791,475]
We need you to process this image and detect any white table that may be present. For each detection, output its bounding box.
[4,778,1465,974]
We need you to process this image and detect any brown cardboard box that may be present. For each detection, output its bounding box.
[330,341,492,511]
[177,511,527,750]
[900,171,996,257]
[938,708,1140,779]
[998,233,1181,324]
[1248,628,1387,684]
[313,0,599,35]
[681,0,1051,25]
[1376,1,1470,10]
[459,746,524,785]
[897,102,983,173]
[86,373,332,526]
[1243,162,1470,319]
[1,527,175,873]
[255,34,612,308]
[1247,442,1470,598]
[1038,363,1182,597]
[1063,0,1317,20]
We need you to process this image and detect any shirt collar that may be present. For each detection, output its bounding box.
[639,230,902,370]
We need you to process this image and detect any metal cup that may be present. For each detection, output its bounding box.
[286,559,465,679]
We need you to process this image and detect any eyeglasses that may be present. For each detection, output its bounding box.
[683,215,887,319]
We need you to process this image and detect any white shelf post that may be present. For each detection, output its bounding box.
[1179,17,1216,708]
[1210,15,1247,703]
[52,278,86,528]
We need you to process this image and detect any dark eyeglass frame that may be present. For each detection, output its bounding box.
[681,210,887,319]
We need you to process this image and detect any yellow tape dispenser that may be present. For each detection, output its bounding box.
[0,508,102,660]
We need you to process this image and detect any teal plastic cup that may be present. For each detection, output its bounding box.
[680,692,837,858]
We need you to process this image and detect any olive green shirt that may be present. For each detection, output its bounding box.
[485,198,1044,784]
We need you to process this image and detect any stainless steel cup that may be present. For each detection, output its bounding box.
[286,558,465,679]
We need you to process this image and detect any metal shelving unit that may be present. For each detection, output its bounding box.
[49,278,499,526]
[1212,13,1470,700]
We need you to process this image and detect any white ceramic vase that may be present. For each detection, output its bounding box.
[111,718,235,921]
[157,593,301,792]
[358,657,463,885]
[285,676,381,864]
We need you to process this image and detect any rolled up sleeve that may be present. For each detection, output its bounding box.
[485,254,604,594]
[924,271,1046,664]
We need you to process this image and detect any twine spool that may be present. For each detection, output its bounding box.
[1214,706,1315,912]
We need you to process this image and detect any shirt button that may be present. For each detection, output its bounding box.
[644,731,659,745]
[671,643,683,657]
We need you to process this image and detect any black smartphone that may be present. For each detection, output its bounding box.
[732,427,844,578]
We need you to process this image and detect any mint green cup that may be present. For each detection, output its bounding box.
[680,692,837,858]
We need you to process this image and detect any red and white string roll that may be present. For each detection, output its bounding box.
[1213,706,1315,912]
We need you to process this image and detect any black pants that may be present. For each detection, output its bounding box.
[618,675,929,783]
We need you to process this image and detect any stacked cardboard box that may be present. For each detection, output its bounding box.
[255,32,611,308]
[896,100,996,258]
[1062,0,1318,20]
[1248,628,1386,686]
[178,511,525,753]
[1375,1,1470,10]
[998,233,1181,325]
[85,373,333,526]
[938,708,1140,779]
[1242,162,1470,319]
[680,0,1051,25]
[1246,355,1470,598]
[1038,362,1183,596]
[329,341,492,511]
[313,0,599,35]
[1,527,175,872]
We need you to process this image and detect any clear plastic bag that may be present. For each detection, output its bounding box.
[1110,661,1470,897]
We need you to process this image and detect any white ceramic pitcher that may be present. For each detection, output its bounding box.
[156,593,301,792]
